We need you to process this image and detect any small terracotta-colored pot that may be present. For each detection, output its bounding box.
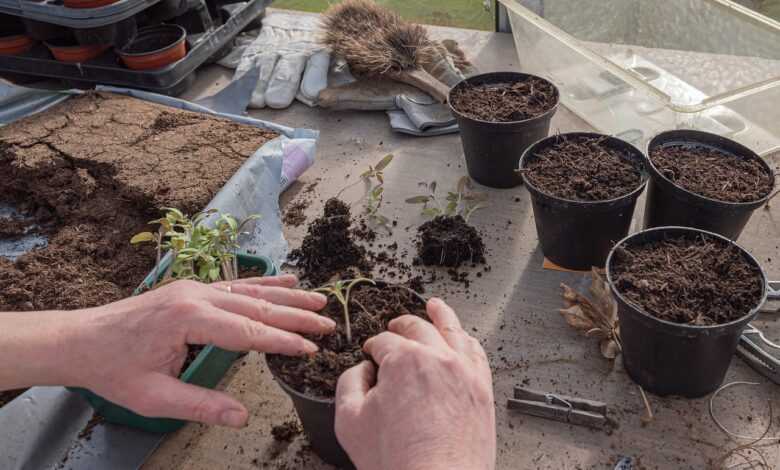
[46,40,110,63]
[119,25,186,71]
[0,35,35,56]
[64,0,120,9]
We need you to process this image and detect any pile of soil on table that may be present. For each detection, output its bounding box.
[414,215,485,268]
[449,76,557,122]
[288,198,373,286]
[523,136,644,201]
[267,282,427,398]
[650,144,773,203]
[611,234,764,325]
[0,92,278,311]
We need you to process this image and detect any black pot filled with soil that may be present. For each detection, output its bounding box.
[643,130,775,240]
[519,132,648,270]
[266,280,428,469]
[449,71,559,189]
[606,226,768,398]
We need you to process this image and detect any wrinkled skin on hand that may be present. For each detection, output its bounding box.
[335,298,496,470]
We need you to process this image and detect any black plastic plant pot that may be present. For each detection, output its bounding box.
[449,71,559,189]
[643,130,774,240]
[266,281,427,469]
[605,226,769,398]
[519,132,648,270]
[266,365,354,469]
[23,18,70,41]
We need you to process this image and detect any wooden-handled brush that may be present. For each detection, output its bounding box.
[322,0,451,103]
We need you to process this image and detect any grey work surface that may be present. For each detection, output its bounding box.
[136,18,780,470]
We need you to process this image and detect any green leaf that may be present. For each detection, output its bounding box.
[445,200,458,215]
[130,232,155,244]
[377,173,384,184]
[375,154,394,171]
[406,196,430,204]
[422,207,441,218]
[371,186,384,198]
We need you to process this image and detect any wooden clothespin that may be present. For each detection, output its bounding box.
[507,386,608,429]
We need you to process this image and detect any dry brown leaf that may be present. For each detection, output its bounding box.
[600,338,620,360]
[560,305,596,331]
[559,270,621,360]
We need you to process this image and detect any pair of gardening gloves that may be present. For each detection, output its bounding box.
[218,12,478,136]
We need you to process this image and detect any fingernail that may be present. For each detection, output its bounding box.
[320,317,337,330]
[311,292,328,304]
[303,340,319,354]
[220,409,247,428]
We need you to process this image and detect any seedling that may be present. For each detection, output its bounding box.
[405,176,487,222]
[313,278,375,343]
[337,154,393,228]
[131,208,260,287]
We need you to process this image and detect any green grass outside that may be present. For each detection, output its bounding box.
[270,0,495,30]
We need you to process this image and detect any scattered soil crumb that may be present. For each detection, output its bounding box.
[78,413,105,441]
[450,76,557,122]
[524,135,643,201]
[271,419,302,442]
[283,200,309,227]
[612,233,764,325]
[650,144,772,203]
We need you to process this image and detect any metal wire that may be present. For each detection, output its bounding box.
[744,324,780,350]
[709,381,779,441]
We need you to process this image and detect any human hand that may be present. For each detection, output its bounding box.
[335,298,496,470]
[68,275,331,428]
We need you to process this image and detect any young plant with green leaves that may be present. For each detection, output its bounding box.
[336,154,394,228]
[313,278,375,343]
[130,207,260,287]
[405,176,488,222]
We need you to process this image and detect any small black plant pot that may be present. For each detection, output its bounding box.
[519,132,648,270]
[21,18,69,41]
[449,71,559,189]
[266,281,427,469]
[74,17,137,49]
[643,130,774,240]
[266,365,354,469]
[605,226,768,398]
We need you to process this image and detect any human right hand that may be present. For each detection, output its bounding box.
[335,298,496,470]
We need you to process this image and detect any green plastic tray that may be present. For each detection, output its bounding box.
[71,253,277,433]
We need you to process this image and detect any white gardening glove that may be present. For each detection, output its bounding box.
[233,13,328,109]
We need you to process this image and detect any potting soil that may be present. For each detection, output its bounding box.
[449,76,556,122]
[415,215,486,268]
[267,282,428,398]
[523,135,643,201]
[288,198,373,286]
[650,144,773,203]
[611,234,764,325]
[0,92,278,311]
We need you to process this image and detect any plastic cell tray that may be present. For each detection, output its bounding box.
[0,0,269,95]
[0,0,161,28]
[499,0,780,156]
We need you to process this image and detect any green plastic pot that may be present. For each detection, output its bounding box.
[70,252,277,433]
